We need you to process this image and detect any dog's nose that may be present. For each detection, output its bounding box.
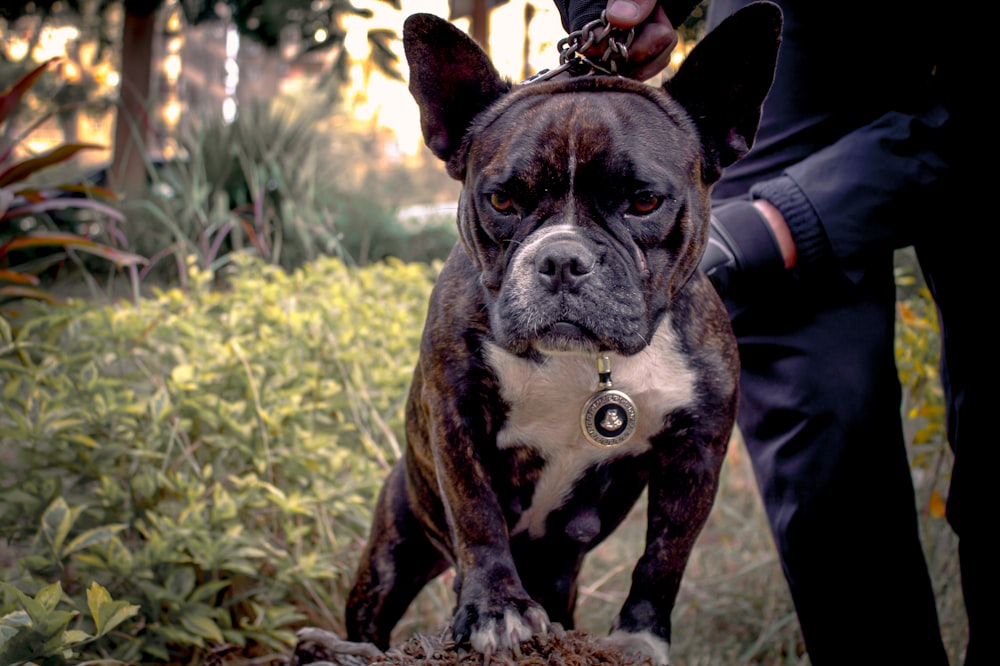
[535,240,595,292]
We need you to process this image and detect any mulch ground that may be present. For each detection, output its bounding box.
[290,626,656,666]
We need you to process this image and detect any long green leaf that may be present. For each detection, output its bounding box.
[40,497,82,558]
[0,58,59,126]
[0,285,63,305]
[34,582,62,612]
[0,144,106,188]
[96,600,139,637]
[180,614,224,643]
[85,582,111,633]
[16,182,120,202]
[0,270,40,285]
[0,232,145,267]
[2,196,127,223]
[67,241,147,267]
[63,524,127,557]
[62,629,93,644]
[1,232,101,253]
[0,583,45,626]
[0,614,27,657]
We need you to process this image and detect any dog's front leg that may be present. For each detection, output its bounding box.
[432,433,552,654]
[427,410,551,655]
[605,429,730,666]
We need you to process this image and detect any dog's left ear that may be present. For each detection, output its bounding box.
[403,13,511,174]
[665,1,782,183]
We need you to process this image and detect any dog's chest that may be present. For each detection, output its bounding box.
[484,317,697,538]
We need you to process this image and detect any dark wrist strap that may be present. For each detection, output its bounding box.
[700,200,785,298]
[712,200,784,274]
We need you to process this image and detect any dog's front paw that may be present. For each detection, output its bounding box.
[453,596,551,656]
[601,629,670,665]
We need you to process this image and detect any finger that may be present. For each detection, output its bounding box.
[627,46,674,81]
[605,0,659,29]
[623,5,678,80]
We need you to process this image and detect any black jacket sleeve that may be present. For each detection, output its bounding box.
[706,0,949,286]
[751,103,951,285]
[555,1,701,32]
[553,0,606,31]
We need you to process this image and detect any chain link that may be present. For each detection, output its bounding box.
[520,11,635,85]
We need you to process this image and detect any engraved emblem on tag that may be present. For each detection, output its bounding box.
[581,355,638,448]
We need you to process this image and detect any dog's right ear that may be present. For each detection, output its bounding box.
[403,13,511,171]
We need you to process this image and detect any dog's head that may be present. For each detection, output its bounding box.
[403,3,781,357]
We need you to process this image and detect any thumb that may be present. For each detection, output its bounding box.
[605,0,659,29]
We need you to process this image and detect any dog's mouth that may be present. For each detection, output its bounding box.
[493,286,650,357]
[550,321,586,337]
[532,321,601,355]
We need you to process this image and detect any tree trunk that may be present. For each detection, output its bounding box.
[109,3,159,198]
[470,0,489,53]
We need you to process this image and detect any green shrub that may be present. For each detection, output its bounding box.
[130,100,458,283]
[0,580,139,666]
[0,255,437,663]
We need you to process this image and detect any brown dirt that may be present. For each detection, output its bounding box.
[290,626,657,666]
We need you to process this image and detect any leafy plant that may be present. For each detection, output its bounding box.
[0,580,139,666]
[0,255,437,663]
[893,259,951,520]
[132,99,330,272]
[895,284,947,465]
[129,98,458,286]
[0,58,144,307]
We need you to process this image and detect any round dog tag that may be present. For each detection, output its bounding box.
[580,355,638,448]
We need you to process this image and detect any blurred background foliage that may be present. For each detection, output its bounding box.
[1,256,437,664]
[1,0,463,300]
[0,1,963,665]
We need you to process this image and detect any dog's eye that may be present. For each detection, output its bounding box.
[488,192,515,214]
[629,192,662,215]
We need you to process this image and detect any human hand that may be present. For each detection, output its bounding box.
[701,200,790,299]
[603,1,678,80]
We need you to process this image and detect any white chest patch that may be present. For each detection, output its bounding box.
[484,316,697,538]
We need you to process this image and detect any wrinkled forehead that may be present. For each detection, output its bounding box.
[465,77,699,184]
[481,75,689,129]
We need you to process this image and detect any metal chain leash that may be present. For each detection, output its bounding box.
[520,11,635,85]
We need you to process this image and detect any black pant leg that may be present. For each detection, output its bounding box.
[729,264,949,666]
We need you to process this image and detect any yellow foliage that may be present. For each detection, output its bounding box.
[928,490,947,518]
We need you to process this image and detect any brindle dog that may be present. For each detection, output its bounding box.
[345,4,781,664]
